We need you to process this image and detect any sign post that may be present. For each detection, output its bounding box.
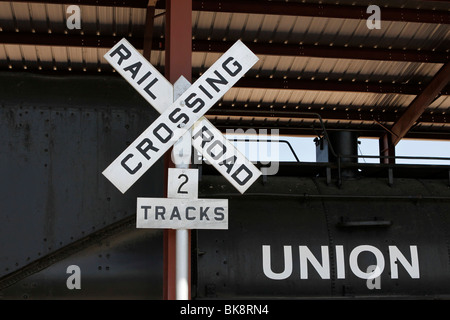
[173,77,192,301]
[102,38,259,299]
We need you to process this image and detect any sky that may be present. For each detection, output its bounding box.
[225,133,450,165]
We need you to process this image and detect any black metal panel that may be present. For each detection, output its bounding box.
[195,174,450,299]
[0,72,164,283]
[0,228,163,299]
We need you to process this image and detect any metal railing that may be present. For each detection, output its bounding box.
[223,111,450,187]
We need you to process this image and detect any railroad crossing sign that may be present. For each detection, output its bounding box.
[102,38,261,195]
[102,37,260,300]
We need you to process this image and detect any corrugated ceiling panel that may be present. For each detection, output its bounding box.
[0,45,7,62]
[149,49,164,70]
[255,15,282,42]
[20,45,37,65]
[66,47,82,66]
[0,1,448,136]
[98,6,114,35]
[313,0,448,11]
[27,3,48,33]
[274,15,298,40]
[0,2,12,20]
[81,47,98,67]
[113,7,133,35]
[11,1,32,27]
[192,52,222,71]
[385,94,416,108]
[210,11,232,40]
[288,16,314,42]
[273,89,296,104]
[214,13,246,40]
[430,96,450,111]
[193,11,215,39]
[221,87,419,110]
[192,50,443,84]
[129,8,145,35]
[51,46,68,68]
[45,3,65,33]
[241,14,266,41]
[3,45,21,63]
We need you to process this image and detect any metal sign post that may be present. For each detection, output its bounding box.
[101,38,259,300]
[173,77,192,301]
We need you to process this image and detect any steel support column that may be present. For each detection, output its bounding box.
[390,62,450,146]
[379,62,450,163]
[379,134,396,164]
[143,1,157,61]
[163,0,192,301]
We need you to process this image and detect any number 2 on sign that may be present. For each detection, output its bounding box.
[177,174,189,194]
[168,168,199,199]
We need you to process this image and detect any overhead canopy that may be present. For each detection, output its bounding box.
[0,0,449,140]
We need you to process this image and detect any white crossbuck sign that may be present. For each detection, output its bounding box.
[102,38,261,194]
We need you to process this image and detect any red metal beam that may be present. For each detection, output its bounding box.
[163,0,192,301]
[379,134,396,164]
[142,1,157,61]
[193,40,449,64]
[190,0,450,24]
[1,33,448,64]
[208,104,450,125]
[0,0,149,8]
[390,62,450,145]
[1,0,448,24]
[234,76,450,96]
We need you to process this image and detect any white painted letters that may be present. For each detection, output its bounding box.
[299,246,330,279]
[389,245,420,279]
[262,245,293,280]
[262,245,420,282]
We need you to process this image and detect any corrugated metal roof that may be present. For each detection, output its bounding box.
[0,0,449,139]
